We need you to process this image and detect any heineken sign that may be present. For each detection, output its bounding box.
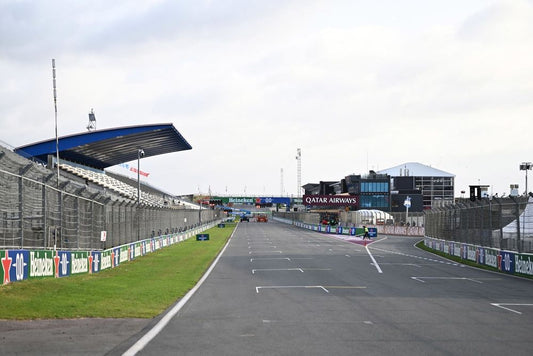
[303,194,358,206]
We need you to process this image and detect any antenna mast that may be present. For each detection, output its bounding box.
[280,168,284,196]
[296,148,301,198]
[52,59,60,188]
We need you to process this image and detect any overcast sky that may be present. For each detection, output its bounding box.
[1,0,532,197]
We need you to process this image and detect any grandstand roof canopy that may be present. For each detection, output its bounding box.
[14,123,192,170]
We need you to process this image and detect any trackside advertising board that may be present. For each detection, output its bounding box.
[424,237,533,278]
[291,221,377,240]
[1,221,220,285]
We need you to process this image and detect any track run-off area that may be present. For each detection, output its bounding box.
[120,219,533,356]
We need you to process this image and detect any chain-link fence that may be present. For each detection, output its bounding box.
[424,196,533,253]
[0,149,218,250]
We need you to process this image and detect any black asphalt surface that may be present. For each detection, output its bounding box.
[123,220,533,356]
[3,220,533,355]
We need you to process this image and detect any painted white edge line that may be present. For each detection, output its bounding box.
[366,245,383,274]
[122,223,238,356]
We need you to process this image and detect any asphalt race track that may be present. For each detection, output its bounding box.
[119,220,533,356]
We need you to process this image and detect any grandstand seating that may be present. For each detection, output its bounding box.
[1,144,199,209]
[59,163,200,209]
[59,163,161,206]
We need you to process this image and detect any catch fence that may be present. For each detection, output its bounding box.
[0,165,217,250]
[424,196,533,253]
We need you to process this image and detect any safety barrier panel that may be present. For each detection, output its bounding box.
[1,220,221,285]
[273,216,377,238]
[424,236,533,278]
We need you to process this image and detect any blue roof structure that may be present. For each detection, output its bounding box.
[15,123,192,170]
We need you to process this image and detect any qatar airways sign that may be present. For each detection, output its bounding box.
[303,195,358,206]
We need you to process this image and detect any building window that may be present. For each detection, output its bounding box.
[359,194,389,208]
[361,182,389,193]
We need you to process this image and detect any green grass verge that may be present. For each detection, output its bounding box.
[415,240,499,272]
[0,223,236,320]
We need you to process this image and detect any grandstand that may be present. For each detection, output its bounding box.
[0,124,217,250]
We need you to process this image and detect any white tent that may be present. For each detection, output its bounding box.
[502,197,533,237]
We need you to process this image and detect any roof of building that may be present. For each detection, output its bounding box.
[14,123,192,170]
[378,162,455,178]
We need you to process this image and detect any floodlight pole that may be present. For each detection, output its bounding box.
[519,162,532,239]
[520,162,531,197]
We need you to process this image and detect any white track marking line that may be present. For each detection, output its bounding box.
[256,285,330,293]
[252,268,304,274]
[490,303,533,315]
[366,245,382,273]
[250,257,291,262]
[122,224,237,356]
[411,277,485,283]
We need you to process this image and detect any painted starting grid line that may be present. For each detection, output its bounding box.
[251,257,291,262]
[491,303,533,315]
[255,285,367,293]
[249,257,314,262]
[252,268,304,274]
[252,268,332,274]
[370,246,463,267]
[411,276,487,283]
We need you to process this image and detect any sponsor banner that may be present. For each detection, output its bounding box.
[196,234,209,241]
[1,250,29,284]
[228,197,255,204]
[326,225,331,233]
[29,250,54,278]
[484,248,499,269]
[258,197,291,205]
[120,246,129,264]
[134,242,142,259]
[90,251,101,273]
[54,250,71,278]
[128,244,135,261]
[100,250,112,271]
[451,243,460,258]
[476,247,485,265]
[460,244,467,259]
[303,195,358,206]
[443,241,450,255]
[71,251,89,275]
[466,245,477,262]
[336,227,343,235]
[515,254,533,277]
[350,227,356,236]
[368,228,378,238]
[499,251,515,273]
[110,247,120,268]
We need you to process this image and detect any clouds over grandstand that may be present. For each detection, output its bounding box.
[1,0,533,196]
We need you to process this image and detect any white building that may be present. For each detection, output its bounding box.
[379,162,455,210]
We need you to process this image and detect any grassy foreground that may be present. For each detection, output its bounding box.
[0,223,236,320]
